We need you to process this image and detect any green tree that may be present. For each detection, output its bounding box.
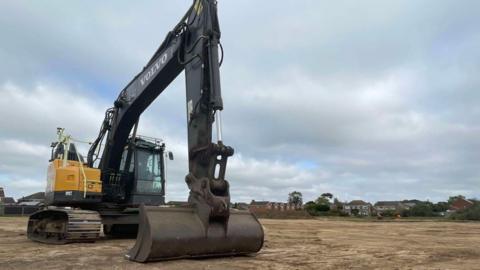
[288,191,303,206]
[316,204,330,212]
[315,196,329,205]
[433,201,449,212]
[304,201,318,215]
[409,202,434,217]
[315,196,330,212]
[321,193,333,200]
[382,210,396,217]
[304,198,331,216]
[333,198,343,211]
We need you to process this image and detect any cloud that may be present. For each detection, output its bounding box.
[0,82,104,196]
[0,81,106,143]
[0,175,45,199]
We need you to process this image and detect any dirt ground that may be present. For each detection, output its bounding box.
[1,217,479,270]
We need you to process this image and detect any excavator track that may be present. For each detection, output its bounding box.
[27,208,101,244]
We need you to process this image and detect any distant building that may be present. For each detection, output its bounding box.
[249,200,271,212]
[400,200,420,209]
[1,197,16,205]
[0,187,16,205]
[374,201,402,213]
[374,201,418,214]
[449,198,474,212]
[231,202,249,210]
[249,200,302,213]
[343,200,372,216]
[166,201,188,206]
[17,192,45,205]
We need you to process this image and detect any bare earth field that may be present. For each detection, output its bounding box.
[1,217,479,270]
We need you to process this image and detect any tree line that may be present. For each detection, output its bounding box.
[288,192,480,220]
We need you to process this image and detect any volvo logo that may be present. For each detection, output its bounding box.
[140,52,168,86]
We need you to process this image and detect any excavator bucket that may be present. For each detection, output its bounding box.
[126,205,264,262]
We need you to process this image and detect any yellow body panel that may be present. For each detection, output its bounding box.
[47,159,102,194]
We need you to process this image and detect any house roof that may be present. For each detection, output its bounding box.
[271,202,287,205]
[347,200,369,206]
[234,203,249,206]
[401,203,417,208]
[375,201,401,206]
[401,199,422,204]
[18,192,45,201]
[449,198,474,210]
[250,200,270,206]
[1,197,15,204]
[232,203,250,210]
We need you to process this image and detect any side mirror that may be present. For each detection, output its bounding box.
[168,151,174,160]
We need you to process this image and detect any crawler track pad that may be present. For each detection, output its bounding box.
[27,209,101,244]
[126,205,264,262]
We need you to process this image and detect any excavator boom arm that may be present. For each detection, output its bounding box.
[87,19,185,171]
[85,0,263,261]
[88,1,227,187]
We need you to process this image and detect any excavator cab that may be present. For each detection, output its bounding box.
[103,137,167,206]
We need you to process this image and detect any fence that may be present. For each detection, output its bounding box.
[0,205,41,216]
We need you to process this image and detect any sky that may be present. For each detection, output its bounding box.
[0,0,479,203]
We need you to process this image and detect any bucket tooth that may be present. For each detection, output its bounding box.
[126,205,264,262]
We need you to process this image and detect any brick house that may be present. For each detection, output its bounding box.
[449,198,474,211]
[374,201,419,214]
[374,201,402,213]
[17,192,45,204]
[1,197,16,205]
[401,200,419,209]
[343,200,372,216]
[232,202,249,210]
[249,200,302,213]
[249,201,270,212]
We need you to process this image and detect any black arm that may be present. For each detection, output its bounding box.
[87,18,186,171]
[88,0,233,223]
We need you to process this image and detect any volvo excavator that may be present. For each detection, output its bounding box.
[27,0,264,262]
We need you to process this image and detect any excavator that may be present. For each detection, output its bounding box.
[27,0,264,262]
